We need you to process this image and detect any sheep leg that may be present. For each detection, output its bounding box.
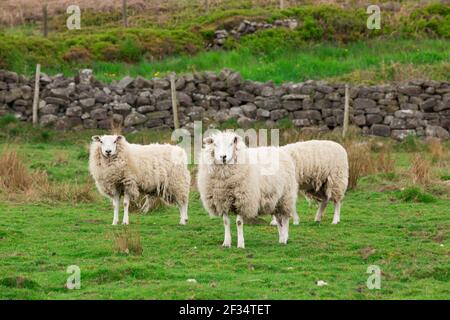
[222,213,231,248]
[276,216,289,244]
[122,193,130,225]
[236,215,245,249]
[179,202,188,225]
[270,215,278,226]
[314,199,329,223]
[332,201,341,225]
[292,210,300,225]
[112,194,120,225]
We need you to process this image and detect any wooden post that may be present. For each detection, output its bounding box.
[43,4,48,37]
[280,0,285,10]
[342,84,350,138]
[169,73,180,129]
[204,0,209,13]
[32,64,41,127]
[122,0,128,27]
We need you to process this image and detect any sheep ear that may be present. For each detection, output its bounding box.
[92,135,101,142]
[203,137,214,145]
[115,135,123,142]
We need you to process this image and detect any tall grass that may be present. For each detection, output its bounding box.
[86,39,450,84]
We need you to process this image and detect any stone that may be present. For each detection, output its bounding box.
[79,98,96,109]
[354,98,376,109]
[398,85,422,96]
[370,124,390,137]
[282,100,302,111]
[237,116,254,128]
[366,114,383,125]
[229,107,243,118]
[293,110,321,121]
[156,99,172,111]
[79,69,93,85]
[83,119,97,129]
[153,79,170,90]
[117,76,134,89]
[419,98,437,112]
[270,109,288,121]
[390,118,406,129]
[241,104,257,118]
[39,114,58,127]
[256,108,270,119]
[293,119,311,127]
[147,111,171,120]
[425,125,449,139]
[137,105,155,114]
[124,112,147,127]
[113,103,132,115]
[235,90,255,102]
[66,106,82,117]
[391,129,416,141]
[45,97,68,106]
[40,104,59,115]
[353,114,366,126]
[90,108,108,120]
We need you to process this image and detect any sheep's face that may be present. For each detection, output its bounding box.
[92,135,123,158]
[204,132,242,165]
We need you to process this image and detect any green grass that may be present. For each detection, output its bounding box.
[39,38,450,84]
[0,128,449,299]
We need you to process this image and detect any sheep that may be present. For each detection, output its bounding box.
[89,134,190,226]
[271,140,348,225]
[197,131,298,248]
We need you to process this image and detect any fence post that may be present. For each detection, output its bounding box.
[204,0,209,13]
[32,64,41,127]
[43,4,48,37]
[169,73,180,129]
[280,0,285,10]
[342,84,350,138]
[122,0,128,27]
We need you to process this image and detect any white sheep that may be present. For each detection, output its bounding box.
[89,135,190,225]
[197,131,298,248]
[271,140,348,225]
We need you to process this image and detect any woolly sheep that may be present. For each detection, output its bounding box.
[271,140,348,225]
[197,131,298,248]
[89,135,190,225]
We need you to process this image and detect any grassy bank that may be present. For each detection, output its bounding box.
[0,3,449,80]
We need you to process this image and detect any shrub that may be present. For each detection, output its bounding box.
[119,37,142,62]
[62,46,92,63]
[0,114,18,128]
[395,186,436,203]
[427,138,444,163]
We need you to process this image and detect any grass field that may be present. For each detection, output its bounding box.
[0,122,448,299]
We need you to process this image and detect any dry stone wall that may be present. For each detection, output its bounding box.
[0,69,449,140]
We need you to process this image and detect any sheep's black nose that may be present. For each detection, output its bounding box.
[221,155,227,163]
[105,150,112,155]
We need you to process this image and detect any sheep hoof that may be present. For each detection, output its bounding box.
[112,221,119,226]
[179,219,188,225]
[270,221,278,226]
[237,244,245,249]
[122,221,129,225]
[332,221,339,225]
[293,221,300,226]
[222,243,231,248]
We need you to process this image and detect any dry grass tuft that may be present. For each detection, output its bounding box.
[52,151,69,166]
[344,141,375,190]
[375,147,396,174]
[410,153,431,186]
[0,148,96,203]
[0,148,32,192]
[427,138,444,164]
[112,223,143,256]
